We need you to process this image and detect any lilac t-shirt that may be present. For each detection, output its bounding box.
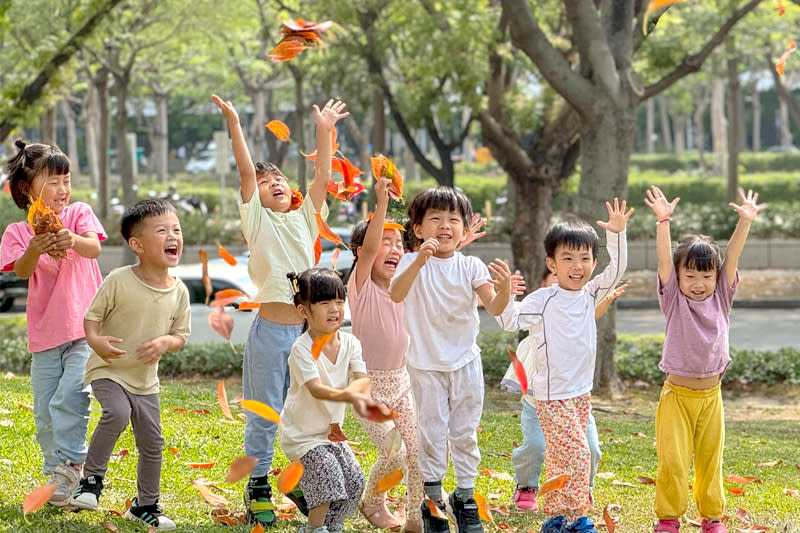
[0,202,106,352]
[347,270,408,371]
[657,265,738,378]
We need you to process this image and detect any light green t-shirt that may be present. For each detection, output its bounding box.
[84,266,191,395]
[238,192,328,304]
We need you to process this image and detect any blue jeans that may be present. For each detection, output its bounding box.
[512,399,602,489]
[30,339,91,473]
[243,316,303,478]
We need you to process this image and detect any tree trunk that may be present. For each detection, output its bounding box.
[693,90,709,170]
[41,107,57,144]
[726,48,740,202]
[96,68,111,222]
[152,91,169,183]
[373,88,385,155]
[114,77,135,209]
[249,88,267,163]
[646,98,654,153]
[59,100,80,182]
[710,75,727,175]
[779,98,792,149]
[751,83,761,151]
[658,95,673,151]
[674,113,687,155]
[289,66,307,192]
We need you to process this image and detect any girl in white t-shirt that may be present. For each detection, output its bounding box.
[281,268,387,533]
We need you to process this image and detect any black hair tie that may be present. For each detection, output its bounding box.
[14,139,26,151]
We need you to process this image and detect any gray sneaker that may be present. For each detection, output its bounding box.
[48,463,81,507]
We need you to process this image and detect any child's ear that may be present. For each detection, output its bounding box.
[545,257,556,275]
[413,224,423,239]
[128,236,143,255]
[296,303,309,320]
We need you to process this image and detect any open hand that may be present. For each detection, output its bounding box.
[457,214,486,251]
[597,198,634,233]
[487,258,513,294]
[729,187,767,223]
[313,99,349,131]
[211,94,240,125]
[644,185,679,220]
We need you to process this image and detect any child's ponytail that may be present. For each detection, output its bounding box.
[287,268,346,307]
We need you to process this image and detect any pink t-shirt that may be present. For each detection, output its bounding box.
[657,265,738,378]
[347,269,408,371]
[0,202,106,352]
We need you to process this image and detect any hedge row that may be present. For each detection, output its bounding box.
[1,318,797,386]
[630,152,800,173]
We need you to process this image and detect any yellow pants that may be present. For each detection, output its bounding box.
[654,381,725,521]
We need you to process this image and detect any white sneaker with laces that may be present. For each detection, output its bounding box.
[48,463,81,507]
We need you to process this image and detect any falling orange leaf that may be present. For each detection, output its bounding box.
[382,428,403,460]
[224,456,259,483]
[371,155,404,201]
[328,423,349,442]
[539,474,569,496]
[208,306,237,354]
[736,507,753,523]
[187,462,216,469]
[269,39,306,62]
[199,249,212,305]
[23,483,57,519]
[276,459,304,494]
[269,19,332,62]
[776,40,796,76]
[603,503,620,533]
[473,493,494,523]
[330,248,340,271]
[209,289,246,307]
[327,179,365,201]
[373,469,404,493]
[776,0,785,15]
[216,242,237,266]
[424,497,448,520]
[642,0,690,34]
[237,301,261,310]
[316,212,346,247]
[240,399,281,424]
[314,234,322,265]
[364,404,399,423]
[289,189,304,211]
[266,120,291,142]
[190,479,230,507]
[217,381,233,420]
[507,349,528,396]
[311,331,335,360]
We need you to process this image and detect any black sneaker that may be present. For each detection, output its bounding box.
[447,492,484,533]
[244,476,276,527]
[420,497,450,533]
[124,497,176,530]
[286,486,309,516]
[71,475,103,511]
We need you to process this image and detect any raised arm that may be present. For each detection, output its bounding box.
[723,188,767,285]
[211,94,256,203]
[644,186,679,286]
[475,259,513,316]
[309,100,349,211]
[353,178,391,291]
[389,239,438,302]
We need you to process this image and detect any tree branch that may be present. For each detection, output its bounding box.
[499,0,596,115]
[564,0,620,98]
[643,0,763,100]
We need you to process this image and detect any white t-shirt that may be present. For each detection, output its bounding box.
[496,229,627,401]
[279,330,367,460]
[392,252,491,371]
[238,193,328,305]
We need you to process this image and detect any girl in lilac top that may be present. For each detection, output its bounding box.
[645,185,766,533]
[0,141,105,508]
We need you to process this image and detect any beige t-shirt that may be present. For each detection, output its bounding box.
[84,266,191,395]
[238,193,329,305]
[279,331,367,460]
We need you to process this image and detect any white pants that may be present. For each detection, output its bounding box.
[407,356,484,489]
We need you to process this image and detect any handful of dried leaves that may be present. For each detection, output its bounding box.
[27,197,66,259]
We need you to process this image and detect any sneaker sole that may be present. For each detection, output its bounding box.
[124,509,176,531]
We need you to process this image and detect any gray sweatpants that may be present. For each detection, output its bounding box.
[84,378,163,505]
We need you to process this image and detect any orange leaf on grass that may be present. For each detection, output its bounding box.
[276,459,304,494]
[209,289,246,307]
[603,503,620,533]
[373,469,404,493]
[101,521,119,531]
[170,447,180,458]
[190,479,229,507]
[217,380,233,420]
[187,462,216,469]
[224,456,259,483]
[539,474,570,497]
[473,493,494,523]
[251,524,265,533]
[507,349,528,396]
[240,399,281,424]
[725,475,761,484]
[311,331,335,360]
[784,488,800,497]
[199,249,212,305]
[636,476,656,485]
[728,486,746,495]
[266,120,291,142]
[23,483,57,519]
[757,460,783,467]
[331,248,340,271]
[776,40,796,76]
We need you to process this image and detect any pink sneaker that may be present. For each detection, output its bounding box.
[701,519,727,532]
[511,484,538,511]
[654,519,680,533]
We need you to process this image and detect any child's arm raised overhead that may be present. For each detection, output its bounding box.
[644,186,679,286]
[389,238,438,302]
[723,187,767,285]
[211,95,257,204]
[353,178,391,292]
[309,100,349,211]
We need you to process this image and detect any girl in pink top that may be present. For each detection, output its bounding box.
[645,186,766,533]
[0,140,105,508]
[348,177,424,532]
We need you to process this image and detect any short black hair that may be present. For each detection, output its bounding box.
[544,217,599,259]
[403,218,420,252]
[255,161,284,177]
[6,140,70,210]
[349,220,369,264]
[673,234,722,272]
[287,268,346,307]
[120,198,177,241]
[407,186,472,228]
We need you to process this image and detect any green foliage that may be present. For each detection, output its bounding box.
[630,152,800,174]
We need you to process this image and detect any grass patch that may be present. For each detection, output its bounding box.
[0,377,798,532]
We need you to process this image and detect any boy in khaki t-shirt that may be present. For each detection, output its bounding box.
[70,199,190,531]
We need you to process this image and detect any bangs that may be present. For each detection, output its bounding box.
[676,237,722,272]
[36,151,71,177]
[408,186,472,226]
[544,218,599,259]
[307,269,347,304]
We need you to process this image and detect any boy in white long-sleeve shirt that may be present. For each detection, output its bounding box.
[496,199,632,533]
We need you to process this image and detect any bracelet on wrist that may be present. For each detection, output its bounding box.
[657,217,671,224]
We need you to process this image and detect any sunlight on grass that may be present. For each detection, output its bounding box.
[0,378,798,532]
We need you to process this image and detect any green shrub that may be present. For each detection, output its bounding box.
[630,152,800,173]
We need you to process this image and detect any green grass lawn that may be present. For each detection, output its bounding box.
[0,376,798,532]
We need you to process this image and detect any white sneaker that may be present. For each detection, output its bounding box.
[124,497,176,530]
[71,475,103,511]
[48,463,81,507]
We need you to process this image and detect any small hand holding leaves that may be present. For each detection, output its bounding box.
[375,177,391,205]
[729,187,767,223]
[456,214,487,251]
[644,185,679,220]
[597,198,634,234]
[313,99,349,132]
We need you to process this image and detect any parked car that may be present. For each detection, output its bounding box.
[0,270,27,312]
